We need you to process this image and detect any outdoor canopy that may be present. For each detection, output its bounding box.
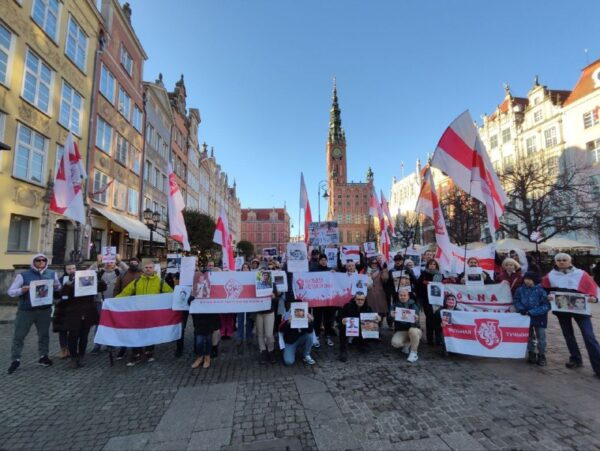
[94,206,165,243]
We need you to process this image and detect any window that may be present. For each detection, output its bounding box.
[59,81,83,135]
[120,45,133,76]
[591,175,600,201]
[144,196,151,209]
[31,0,59,41]
[144,160,152,181]
[583,109,600,129]
[544,127,557,148]
[99,64,115,103]
[22,49,53,114]
[112,181,126,210]
[95,116,113,153]
[130,146,140,174]
[93,169,109,204]
[133,106,143,132]
[118,87,131,120]
[525,136,537,155]
[13,124,47,184]
[346,231,352,243]
[355,214,361,224]
[503,155,514,170]
[0,23,14,86]
[337,214,342,224]
[501,128,511,143]
[115,134,128,165]
[489,134,498,149]
[145,124,153,144]
[8,215,31,251]
[154,168,160,187]
[162,174,167,192]
[65,15,87,71]
[586,138,600,163]
[153,201,159,215]
[346,213,352,223]
[534,109,543,123]
[546,156,559,175]
[127,188,139,215]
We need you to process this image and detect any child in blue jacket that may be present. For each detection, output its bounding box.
[513,271,551,366]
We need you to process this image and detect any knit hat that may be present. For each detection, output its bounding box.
[523,271,540,284]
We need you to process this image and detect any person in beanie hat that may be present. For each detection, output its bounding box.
[514,271,550,365]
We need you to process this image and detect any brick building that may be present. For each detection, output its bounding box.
[240,208,290,256]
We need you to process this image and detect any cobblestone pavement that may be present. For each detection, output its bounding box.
[1,308,599,450]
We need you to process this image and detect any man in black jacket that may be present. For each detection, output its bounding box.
[337,292,378,362]
[311,254,336,348]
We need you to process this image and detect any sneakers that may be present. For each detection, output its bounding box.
[313,336,321,348]
[116,348,126,360]
[565,358,583,369]
[326,336,334,347]
[537,354,547,366]
[126,354,142,367]
[7,360,20,374]
[407,351,419,363]
[401,345,410,354]
[145,351,155,362]
[38,356,53,367]
[303,355,316,365]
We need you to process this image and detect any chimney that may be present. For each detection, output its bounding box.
[122,2,132,23]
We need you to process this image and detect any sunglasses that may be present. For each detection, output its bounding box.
[556,259,569,262]
[34,259,47,263]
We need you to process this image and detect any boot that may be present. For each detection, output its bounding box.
[69,358,79,369]
[58,348,70,359]
[191,357,204,369]
[537,354,547,366]
[210,344,219,358]
[202,355,211,369]
[527,352,537,364]
[268,350,277,364]
[260,350,268,365]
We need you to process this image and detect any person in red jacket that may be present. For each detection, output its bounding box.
[496,257,524,295]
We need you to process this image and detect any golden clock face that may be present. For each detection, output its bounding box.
[332,147,342,159]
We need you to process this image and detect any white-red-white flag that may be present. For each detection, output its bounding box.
[380,190,396,237]
[50,132,86,223]
[299,173,312,244]
[167,162,190,251]
[368,187,383,223]
[380,227,391,263]
[431,111,508,239]
[213,207,235,271]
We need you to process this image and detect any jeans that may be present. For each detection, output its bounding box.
[235,312,254,341]
[283,333,314,365]
[67,320,92,358]
[11,308,51,361]
[195,334,212,356]
[255,312,275,352]
[557,313,600,374]
[313,307,336,337]
[527,326,546,354]
[391,328,422,353]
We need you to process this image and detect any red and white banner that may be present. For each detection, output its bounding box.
[443,310,530,358]
[380,190,396,237]
[50,132,86,223]
[300,173,313,244]
[369,187,383,227]
[190,272,271,313]
[213,207,234,271]
[443,282,513,312]
[340,245,360,264]
[542,268,600,298]
[447,242,496,277]
[95,294,182,347]
[292,272,369,307]
[168,162,191,251]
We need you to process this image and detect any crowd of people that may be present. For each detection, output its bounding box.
[5,247,600,380]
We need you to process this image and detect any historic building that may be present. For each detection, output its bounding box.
[186,107,201,211]
[168,75,188,202]
[0,0,103,291]
[241,207,290,255]
[325,81,374,244]
[86,0,151,260]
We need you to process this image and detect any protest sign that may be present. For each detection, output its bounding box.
[443,282,513,312]
[74,270,97,297]
[391,270,411,293]
[340,245,360,264]
[549,292,591,316]
[346,317,359,336]
[290,302,309,328]
[442,310,530,358]
[325,248,338,269]
[465,267,484,286]
[255,270,274,297]
[363,242,377,258]
[308,221,340,247]
[178,257,197,286]
[101,246,116,264]
[395,307,416,323]
[29,279,53,307]
[360,313,379,339]
[154,263,161,276]
[287,242,308,272]
[350,274,370,295]
[293,272,367,307]
[404,250,421,268]
[235,256,245,271]
[272,270,288,292]
[262,247,278,258]
[190,272,272,313]
[172,285,191,311]
[166,253,181,274]
[427,282,444,306]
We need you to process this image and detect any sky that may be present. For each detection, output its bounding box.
[128,0,600,236]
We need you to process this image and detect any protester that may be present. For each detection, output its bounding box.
[391,289,422,363]
[116,261,173,366]
[458,257,492,285]
[366,257,389,322]
[509,248,528,273]
[496,258,524,295]
[387,254,417,302]
[308,249,321,271]
[112,257,142,359]
[541,253,600,376]
[514,271,550,366]
[204,260,225,357]
[250,259,260,270]
[190,308,219,369]
[255,281,278,364]
[91,260,125,353]
[435,294,457,355]
[337,291,377,362]
[7,254,62,374]
[235,263,254,355]
[52,270,70,360]
[416,259,445,345]
[312,253,336,348]
[279,307,316,365]
[421,250,434,270]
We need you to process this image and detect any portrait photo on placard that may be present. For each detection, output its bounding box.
[193,272,211,299]
[290,302,309,328]
[74,270,98,297]
[255,270,273,297]
[360,312,379,339]
[427,282,444,306]
[346,317,359,337]
[173,285,191,311]
[550,291,591,316]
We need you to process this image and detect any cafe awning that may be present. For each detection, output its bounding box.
[93,206,165,243]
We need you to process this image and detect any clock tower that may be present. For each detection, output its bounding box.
[326,78,347,187]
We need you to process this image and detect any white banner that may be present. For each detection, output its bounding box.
[292,272,368,307]
[444,282,513,312]
[443,310,530,358]
[308,221,340,246]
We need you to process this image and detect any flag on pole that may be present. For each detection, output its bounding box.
[50,132,86,223]
[167,161,190,251]
[368,187,382,222]
[380,190,396,237]
[299,173,312,244]
[90,179,113,198]
[213,207,235,271]
[430,111,508,239]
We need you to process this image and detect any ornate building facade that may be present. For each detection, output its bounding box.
[241,208,290,255]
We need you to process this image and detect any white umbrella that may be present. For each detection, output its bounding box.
[496,238,549,253]
[543,237,597,251]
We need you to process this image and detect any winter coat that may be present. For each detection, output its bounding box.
[116,273,173,297]
[415,269,445,307]
[192,313,221,335]
[96,268,121,302]
[279,313,314,344]
[7,254,61,311]
[338,298,373,321]
[386,264,417,303]
[113,267,142,296]
[496,269,524,295]
[513,284,550,328]
[392,298,421,331]
[366,268,389,314]
[55,273,102,332]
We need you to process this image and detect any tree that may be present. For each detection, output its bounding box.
[236,240,255,260]
[394,212,422,247]
[182,210,218,252]
[498,159,597,244]
[439,185,486,245]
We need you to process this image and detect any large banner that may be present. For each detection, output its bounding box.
[95,294,182,347]
[308,221,340,246]
[442,310,530,358]
[444,282,513,313]
[190,272,271,313]
[292,272,369,307]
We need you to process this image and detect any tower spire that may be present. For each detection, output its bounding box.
[328,77,345,143]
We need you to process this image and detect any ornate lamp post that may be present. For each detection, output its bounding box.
[143,208,161,257]
[317,180,329,223]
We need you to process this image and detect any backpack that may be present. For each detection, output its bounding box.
[132,276,165,295]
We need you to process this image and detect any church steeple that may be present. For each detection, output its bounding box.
[328,77,345,144]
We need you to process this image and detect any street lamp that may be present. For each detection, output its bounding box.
[317,180,329,223]
[143,208,161,257]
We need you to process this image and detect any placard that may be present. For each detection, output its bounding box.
[154,263,161,276]
[290,302,309,328]
[101,246,117,264]
[74,270,97,297]
[255,270,274,297]
[286,242,308,272]
[394,307,416,323]
[172,285,191,311]
[465,267,484,286]
[363,242,377,258]
[272,270,288,292]
[350,274,369,295]
[166,253,181,274]
[549,291,591,316]
[427,282,444,306]
[392,271,411,293]
[346,317,359,337]
[29,279,53,307]
[325,248,338,269]
[179,257,197,286]
[262,247,278,258]
[340,245,360,264]
[360,312,379,339]
[308,221,340,246]
[234,256,245,271]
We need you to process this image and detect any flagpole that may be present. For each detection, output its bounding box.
[462,152,477,275]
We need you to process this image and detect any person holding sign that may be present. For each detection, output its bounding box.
[416,259,445,346]
[541,253,600,376]
[337,291,377,362]
[458,258,492,285]
[7,254,61,374]
[391,290,422,363]
[365,258,389,322]
[434,294,457,356]
[279,307,316,366]
[312,253,337,349]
